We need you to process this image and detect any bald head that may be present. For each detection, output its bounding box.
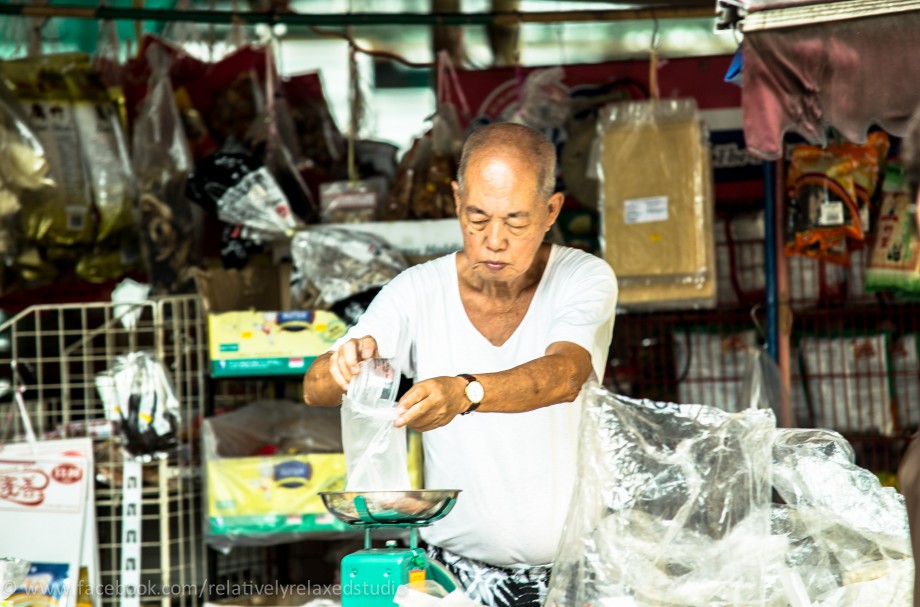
[456,122,556,200]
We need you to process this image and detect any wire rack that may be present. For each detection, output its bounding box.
[0,296,207,607]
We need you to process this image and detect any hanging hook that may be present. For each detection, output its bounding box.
[750,304,767,342]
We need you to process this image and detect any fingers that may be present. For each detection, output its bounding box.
[330,336,379,392]
[395,380,458,432]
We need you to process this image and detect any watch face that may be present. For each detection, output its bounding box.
[466,381,484,404]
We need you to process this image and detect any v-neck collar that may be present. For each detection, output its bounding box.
[451,245,557,349]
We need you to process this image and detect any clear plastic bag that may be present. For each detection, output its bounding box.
[290,227,407,307]
[131,44,198,295]
[94,351,181,461]
[509,66,570,131]
[596,98,717,310]
[548,382,913,607]
[341,358,410,491]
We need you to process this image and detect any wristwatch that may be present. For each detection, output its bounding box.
[458,374,484,415]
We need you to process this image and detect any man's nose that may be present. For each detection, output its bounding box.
[485,220,507,251]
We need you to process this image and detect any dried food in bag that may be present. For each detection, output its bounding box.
[290,227,407,307]
[1,57,95,246]
[320,177,387,223]
[783,138,884,265]
[283,72,346,175]
[866,163,920,294]
[186,140,300,246]
[63,65,136,243]
[132,44,199,294]
[383,137,425,221]
[94,351,182,460]
[0,78,51,194]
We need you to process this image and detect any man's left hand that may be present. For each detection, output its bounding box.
[395,376,468,431]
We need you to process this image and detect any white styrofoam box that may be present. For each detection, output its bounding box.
[799,334,894,435]
[674,329,758,412]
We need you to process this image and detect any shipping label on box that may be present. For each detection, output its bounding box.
[209,310,348,378]
[207,453,350,536]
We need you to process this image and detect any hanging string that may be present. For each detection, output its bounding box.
[648,13,661,100]
[347,36,360,186]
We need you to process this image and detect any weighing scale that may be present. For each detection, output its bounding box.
[320,490,461,607]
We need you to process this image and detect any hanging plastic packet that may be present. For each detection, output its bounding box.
[0,55,96,247]
[783,135,886,266]
[866,163,920,294]
[341,358,411,491]
[246,49,320,225]
[320,176,387,223]
[63,64,137,244]
[132,44,199,294]
[509,66,570,132]
[186,139,300,246]
[383,136,427,221]
[410,51,467,220]
[94,351,181,460]
[290,227,407,307]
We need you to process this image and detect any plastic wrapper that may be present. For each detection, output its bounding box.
[1,56,95,247]
[866,164,920,294]
[509,67,571,132]
[673,328,758,413]
[186,140,300,254]
[784,133,888,266]
[596,99,717,310]
[245,51,320,225]
[383,136,426,221]
[94,351,181,460]
[798,333,894,435]
[64,65,136,244]
[290,227,407,307]
[320,177,387,223]
[341,358,410,491]
[0,78,51,194]
[772,428,912,605]
[202,400,346,552]
[547,383,913,607]
[132,45,199,294]
[547,384,776,607]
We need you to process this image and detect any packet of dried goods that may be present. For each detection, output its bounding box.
[320,177,387,223]
[64,64,136,243]
[131,44,199,294]
[1,55,95,246]
[866,163,920,293]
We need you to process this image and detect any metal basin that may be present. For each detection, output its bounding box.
[320,490,460,526]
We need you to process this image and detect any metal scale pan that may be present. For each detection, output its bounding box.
[320,490,460,527]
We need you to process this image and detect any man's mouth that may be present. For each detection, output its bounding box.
[483,262,507,271]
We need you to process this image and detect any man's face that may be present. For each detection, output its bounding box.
[453,152,562,285]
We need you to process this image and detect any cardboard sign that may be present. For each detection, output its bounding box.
[0,438,96,607]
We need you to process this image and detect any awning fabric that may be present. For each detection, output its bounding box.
[739,1,920,159]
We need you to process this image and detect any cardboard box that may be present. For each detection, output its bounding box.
[193,262,293,314]
[204,402,425,541]
[208,310,347,378]
[207,453,351,536]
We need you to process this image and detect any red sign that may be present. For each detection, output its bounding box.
[51,462,84,485]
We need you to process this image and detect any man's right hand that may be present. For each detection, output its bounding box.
[329,335,379,392]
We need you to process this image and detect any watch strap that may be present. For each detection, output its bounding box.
[458,374,481,415]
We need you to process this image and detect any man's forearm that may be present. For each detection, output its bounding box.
[303,353,345,407]
[473,345,592,414]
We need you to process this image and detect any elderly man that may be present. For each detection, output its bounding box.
[303,122,618,607]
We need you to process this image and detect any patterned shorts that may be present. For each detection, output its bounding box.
[426,544,552,607]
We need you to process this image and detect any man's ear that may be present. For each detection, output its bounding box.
[452,181,462,217]
[545,192,564,228]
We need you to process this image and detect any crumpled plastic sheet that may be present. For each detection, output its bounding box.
[546,383,913,607]
[290,227,407,307]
